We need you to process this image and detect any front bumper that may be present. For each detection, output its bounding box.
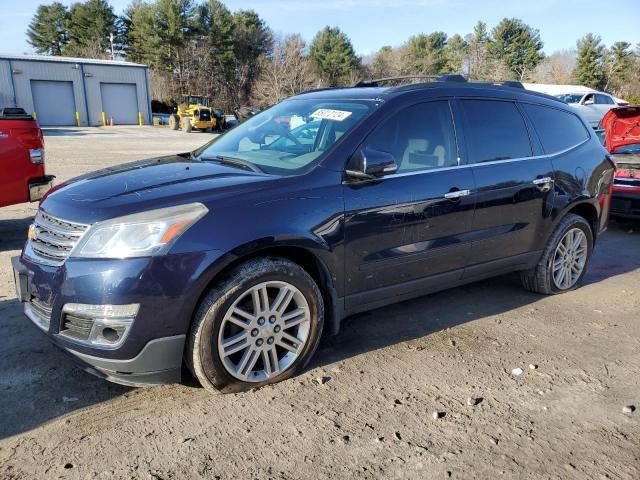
[28,175,55,202]
[11,249,224,386]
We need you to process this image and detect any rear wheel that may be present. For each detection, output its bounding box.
[520,213,593,294]
[186,257,324,393]
[169,114,180,130]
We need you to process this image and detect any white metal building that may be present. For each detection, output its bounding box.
[0,54,152,127]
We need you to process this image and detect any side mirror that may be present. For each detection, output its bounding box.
[346,148,398,180]
[583,97,595,105]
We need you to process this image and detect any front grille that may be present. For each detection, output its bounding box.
[61,314,94,341]
[25,211,89,266]
[24,297,52,331]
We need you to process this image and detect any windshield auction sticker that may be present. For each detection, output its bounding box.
[310,109,353,122]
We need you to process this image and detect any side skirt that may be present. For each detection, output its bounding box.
[331,251,542,333]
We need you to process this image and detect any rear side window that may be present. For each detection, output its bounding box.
[522,103,589,154]
[595,94,615,105]
[460,100,532,163]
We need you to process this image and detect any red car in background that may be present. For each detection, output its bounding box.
[0,107,54,208]
[601,106,640,220]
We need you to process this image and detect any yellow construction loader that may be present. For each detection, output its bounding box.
[169,95,217,132]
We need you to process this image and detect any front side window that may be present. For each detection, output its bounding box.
[460,100,532,163]
[195,99,380,175]
[362,101,458,173]
[522,103,589,154]
[555,93,584,104]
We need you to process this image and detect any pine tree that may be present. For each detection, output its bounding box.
[488,18,544,80]
[605,41,633,92]
[26,2,69,55]
[443,33,468,74]
[65,0,117,58]
[400,32,448,75]
[309,26,360,86]
[465,21,489,79]
[573,33,606,89]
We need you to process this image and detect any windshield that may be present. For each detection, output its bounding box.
[555,93,584,104]
[614,144,640,154]
[194,98,380,175]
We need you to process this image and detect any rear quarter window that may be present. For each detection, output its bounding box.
[522,103,589,154]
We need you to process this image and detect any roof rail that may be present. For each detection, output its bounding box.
[487,80,525,89]
[352,74,467,87]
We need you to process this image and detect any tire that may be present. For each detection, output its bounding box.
[169,114,180,130]
[520,213,593,295]
[186,257,324,393]
[182,117,193,133]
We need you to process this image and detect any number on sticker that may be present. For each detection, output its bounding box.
[309,109,353,122]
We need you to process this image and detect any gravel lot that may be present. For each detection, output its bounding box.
[0,126,638,479]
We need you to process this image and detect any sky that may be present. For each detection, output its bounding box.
[0,0,638,56]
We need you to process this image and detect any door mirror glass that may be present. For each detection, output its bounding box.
[346,148,398,180]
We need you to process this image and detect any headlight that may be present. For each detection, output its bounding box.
[70,203,208,259]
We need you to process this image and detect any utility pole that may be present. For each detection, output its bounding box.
[110,33,115,60]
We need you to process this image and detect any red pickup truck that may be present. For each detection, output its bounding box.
[0,107,54,208]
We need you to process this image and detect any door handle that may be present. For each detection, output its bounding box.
[532,177,554,190]
[444,189,471,199]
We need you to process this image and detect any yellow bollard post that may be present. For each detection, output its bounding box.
[32,112,37,120]
[138,111,143,126]
[75,111,81,127]
[101,112,106,126]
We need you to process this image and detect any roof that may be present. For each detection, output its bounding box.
[293,81,564,105]
[0,53,146,68]
[523,83,596,95]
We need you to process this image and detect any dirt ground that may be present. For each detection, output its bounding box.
[0,126,638,479]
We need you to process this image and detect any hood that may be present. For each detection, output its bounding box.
[41,155,274,223]
[601,105,640,153]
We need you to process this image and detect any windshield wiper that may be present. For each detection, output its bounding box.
[199,155,263,173]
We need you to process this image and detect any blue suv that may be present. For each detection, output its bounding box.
[12,76,615,392]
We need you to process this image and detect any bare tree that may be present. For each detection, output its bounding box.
[531,50,576,84]
[252,34,320,107]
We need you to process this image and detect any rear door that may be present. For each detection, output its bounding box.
[343,99,476,309]
[457,98,555,277]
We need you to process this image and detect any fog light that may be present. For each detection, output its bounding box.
[61,303,139,349]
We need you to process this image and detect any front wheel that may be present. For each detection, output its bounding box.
[186,257,324,393]
[521,213,593,294]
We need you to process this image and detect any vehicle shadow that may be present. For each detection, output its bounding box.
[0,216,32,253]
[0,222,636,439]
[42,128,110,137]
[312,221,639,369]
[0,297,130,439]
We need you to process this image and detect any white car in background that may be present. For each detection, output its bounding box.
[523,83,627,128]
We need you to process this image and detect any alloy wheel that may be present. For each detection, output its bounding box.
[551,227,588,290]
[217,281,311,382]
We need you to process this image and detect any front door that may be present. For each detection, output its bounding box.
[343,100,476,310]
[457,98,555,276]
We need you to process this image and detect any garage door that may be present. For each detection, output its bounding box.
[31,80,77,126]
[100,83,139,125]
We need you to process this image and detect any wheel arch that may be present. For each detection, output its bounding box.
[190,240,342,339]
[564,200,599,241]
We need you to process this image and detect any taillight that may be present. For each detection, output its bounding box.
[10,127,43,149]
